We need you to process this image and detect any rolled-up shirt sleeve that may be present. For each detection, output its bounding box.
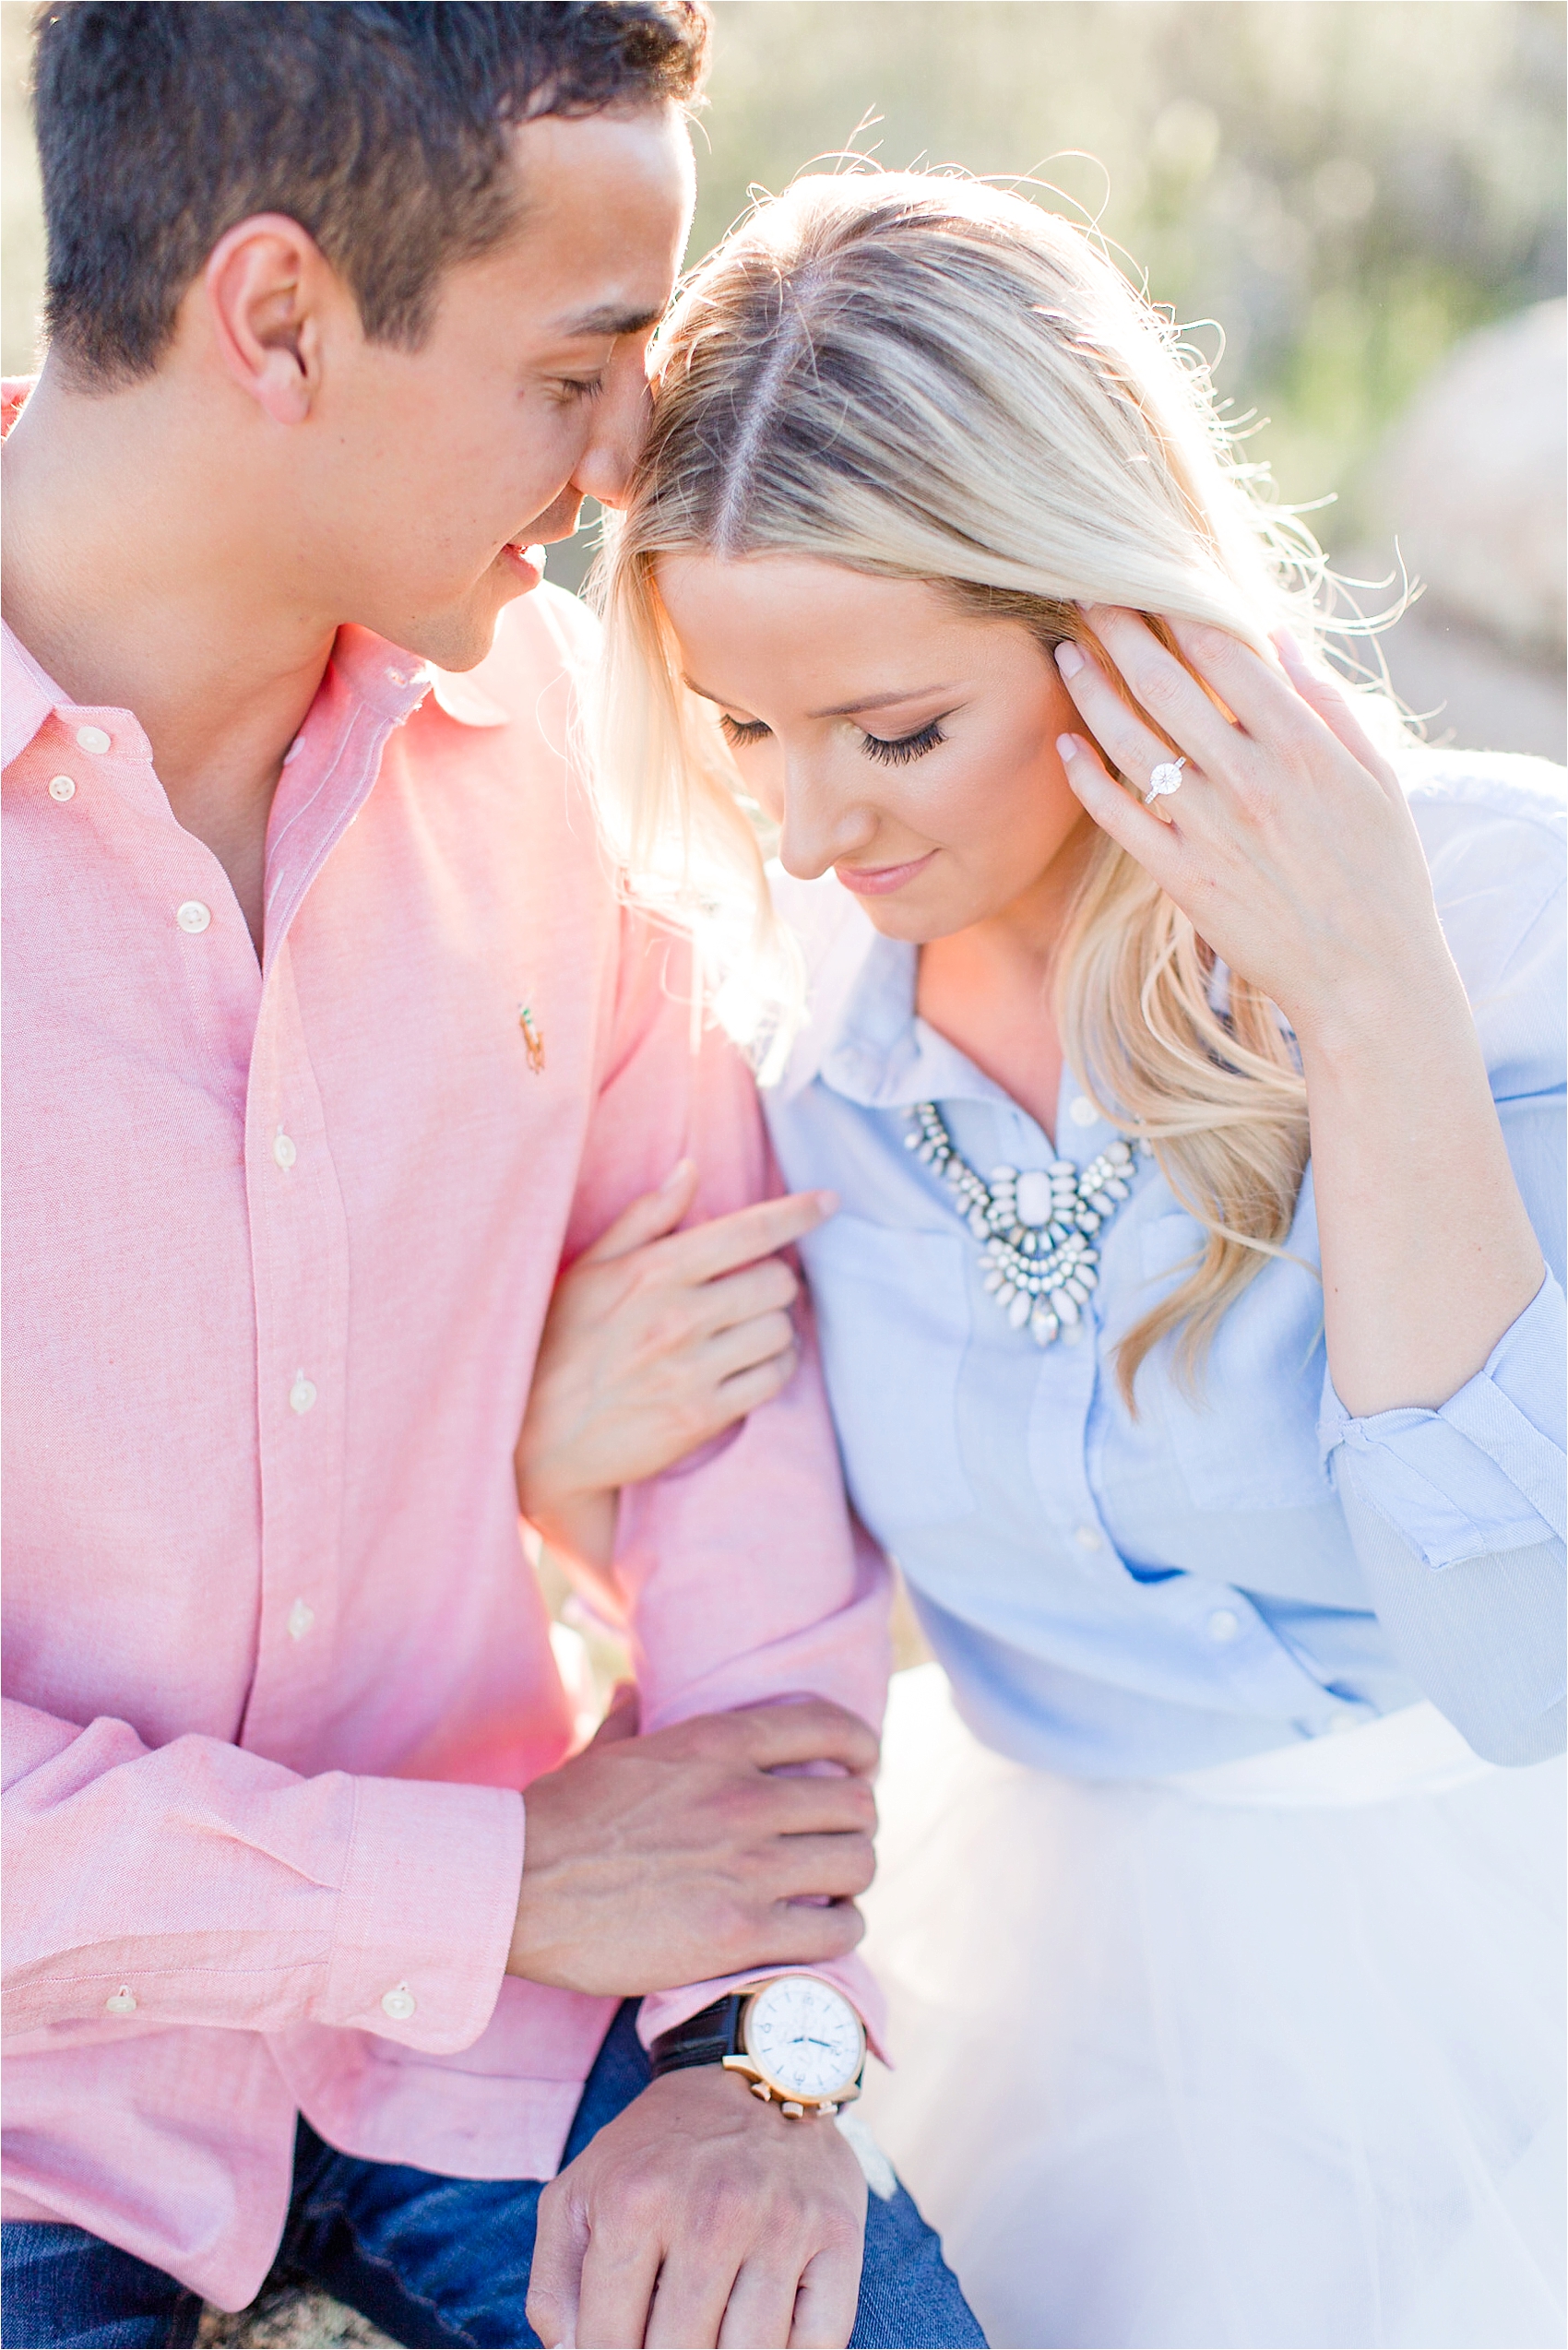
[1320,1282,1566,1764]
[3,1698,524,2047]
[1320,1272,1566,1570]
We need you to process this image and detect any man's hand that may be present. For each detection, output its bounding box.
[509,1692,879,1995]
[527,2066,868,2349]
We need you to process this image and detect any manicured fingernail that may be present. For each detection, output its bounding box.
[1056,733,1083,762]
[1054,642,1087,679]
[659,1157,694,1191]
[815,1189,839,1217]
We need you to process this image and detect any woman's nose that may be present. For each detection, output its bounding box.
[778,767,878,882]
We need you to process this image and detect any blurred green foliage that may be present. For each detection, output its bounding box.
[685,1,1564,551]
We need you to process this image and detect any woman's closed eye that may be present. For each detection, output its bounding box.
[861,717,947,766]
[719,713,771,750]
[719,712,949,764]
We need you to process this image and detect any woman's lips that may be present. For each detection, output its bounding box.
[499,540,546,591]
[835,850,937,897]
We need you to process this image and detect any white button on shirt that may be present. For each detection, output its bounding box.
[1206,1609,1242,1644]
[381,1984,418,2022]
[289,1373,317,1416]
[48,776,76,801]
[286,1598,315,1643]
[104,1987,138,2015]
[273,1131,297,1170]
[175,901,211,934]
[1074,1525,1103,1551]
[75,725,112,754]
[1067,1096,1099,1127]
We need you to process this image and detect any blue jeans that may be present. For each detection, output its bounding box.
[1,2003,984,2347]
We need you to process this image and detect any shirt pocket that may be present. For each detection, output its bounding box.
[800,1214,977,1539]
[1139,1212,1334,1514]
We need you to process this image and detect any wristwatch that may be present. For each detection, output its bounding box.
[648,1977,867,2118]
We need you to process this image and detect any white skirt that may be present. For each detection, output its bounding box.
[859,1666,1566,2350]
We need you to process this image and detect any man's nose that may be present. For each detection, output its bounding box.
[571,371,653,514]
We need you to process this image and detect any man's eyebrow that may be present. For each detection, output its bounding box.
[552,301,667,338]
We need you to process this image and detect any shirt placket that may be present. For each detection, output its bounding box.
[236,934,351,1759]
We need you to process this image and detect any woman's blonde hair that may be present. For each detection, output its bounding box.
[592,170,1367,1400]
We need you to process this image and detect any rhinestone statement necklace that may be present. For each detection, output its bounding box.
[906,1100,1145,1347]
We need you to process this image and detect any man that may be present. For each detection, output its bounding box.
[0,7,983,2345]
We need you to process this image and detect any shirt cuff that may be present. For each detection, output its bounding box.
[1319,1272,1567,1568]
[317,1774,525,2053]
[638,1953,888,2066]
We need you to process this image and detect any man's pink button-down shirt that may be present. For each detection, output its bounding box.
[2,554,889,2307]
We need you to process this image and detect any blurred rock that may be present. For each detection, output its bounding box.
[1343,300,1565,761]
[199,2285,391,2346]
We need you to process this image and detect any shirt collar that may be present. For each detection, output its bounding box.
[1,621,65,768]
[1,614,510,783]
[802,921,1019,1117]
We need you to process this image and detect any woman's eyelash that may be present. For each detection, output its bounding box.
[861,718,946,766]
[719,714,771,749]
[718,713,948,764]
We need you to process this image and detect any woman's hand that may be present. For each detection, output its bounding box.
[516,1162,837,1591]
[1052,608,1543,1418]
[1051,607,1445,1039]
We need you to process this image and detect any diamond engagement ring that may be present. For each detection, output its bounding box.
[1145,756,1187,803]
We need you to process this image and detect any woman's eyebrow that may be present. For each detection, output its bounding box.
[807,683,958,718]
[681,678,959,718]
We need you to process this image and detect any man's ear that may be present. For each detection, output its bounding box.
[201,213,340,426]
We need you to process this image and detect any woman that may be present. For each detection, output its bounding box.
[517,172,1565,2348]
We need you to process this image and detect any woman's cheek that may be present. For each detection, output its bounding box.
[747,747,787,824]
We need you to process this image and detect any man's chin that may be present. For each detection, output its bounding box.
[392,564,540,673]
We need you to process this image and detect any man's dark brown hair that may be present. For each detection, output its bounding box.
[31,0,709,388]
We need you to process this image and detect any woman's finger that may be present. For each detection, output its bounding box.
[1054,640,1182,795]
[703,1310,797,1383]
[664,1188,837,1286]
[1076,608,1243,778]
[580,1158,700,1265]
[1152,611,1318,747]
[694,1255,798,1337]
[1056,730,1191,877]
[712,1347,799,1423]
[1270,628,1404,796]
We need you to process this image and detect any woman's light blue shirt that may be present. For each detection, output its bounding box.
[763,752,1566,1777]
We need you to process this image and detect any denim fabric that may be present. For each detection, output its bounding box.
[2,2004,984,2349]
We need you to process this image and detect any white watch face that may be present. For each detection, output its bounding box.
[745,1977,865,2101]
